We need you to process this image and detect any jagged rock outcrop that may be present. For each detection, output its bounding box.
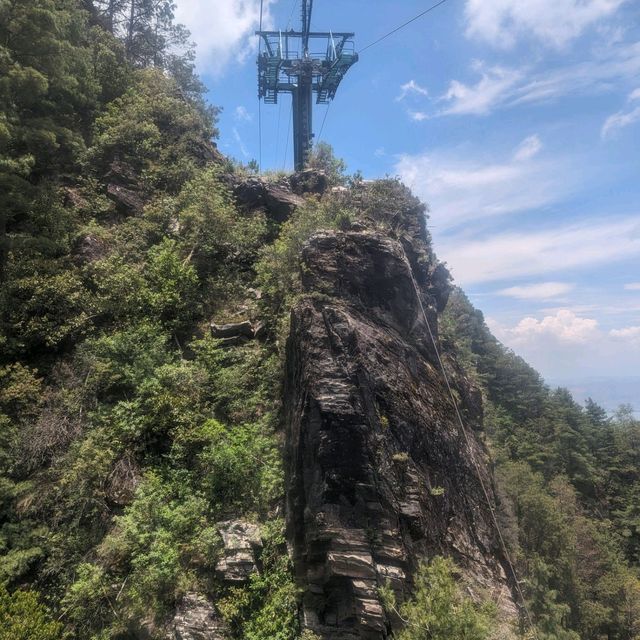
[228,169,330,225]
[290,169,329,196]
[105,160,146,215]
[167,593,228,640]
[284,225,516,639]
[215,520,262,583]
[232,176,304,223]
[210,320,265,347]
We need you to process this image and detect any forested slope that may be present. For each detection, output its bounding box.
[1,1,639,639]
[442,291,640,639]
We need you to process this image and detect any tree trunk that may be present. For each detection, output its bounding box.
[126,0,135,60]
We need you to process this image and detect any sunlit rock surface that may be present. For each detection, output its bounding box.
[284,222,516,639]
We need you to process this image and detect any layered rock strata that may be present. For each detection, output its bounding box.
[284,226,516,639]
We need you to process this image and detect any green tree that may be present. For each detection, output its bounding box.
[380,557,495,640]
[86,68,218,192]
[308,141,347,185]
[0,0,99,278]
[0,583,64,640]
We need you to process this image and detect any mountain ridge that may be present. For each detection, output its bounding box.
[1,2,640,638]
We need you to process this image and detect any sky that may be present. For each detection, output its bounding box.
[173,0,640,401]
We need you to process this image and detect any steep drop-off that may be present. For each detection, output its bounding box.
[3,1,640,636]
[284,220,517,638]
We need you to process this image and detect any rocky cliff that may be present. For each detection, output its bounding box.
[284,217,517,638]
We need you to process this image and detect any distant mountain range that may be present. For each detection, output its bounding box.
[547,376,640,416]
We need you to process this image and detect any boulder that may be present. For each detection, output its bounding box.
[106,183,144,215]
[74,233,108,264]
[232,176,304,223]
[215,520,262,583]
[210,321,254,340]
[290,169,329,196]
[263,183,304,223]
[105,160,145,215]
[233,177,265,211]
[168,593,228,640]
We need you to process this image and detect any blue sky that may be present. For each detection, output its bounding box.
[174,0,640,389]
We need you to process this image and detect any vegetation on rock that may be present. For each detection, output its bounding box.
[0,1,638,638]
[380,557,496,640]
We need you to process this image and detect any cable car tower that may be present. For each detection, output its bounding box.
[257,0,358,171]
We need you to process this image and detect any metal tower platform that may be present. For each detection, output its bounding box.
[257,1,358,171]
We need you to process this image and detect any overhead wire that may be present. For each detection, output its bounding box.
[314,101,332,150]
[278,0,299,166]
[274,100,283,168]
[286,0,299,29]
[258,0,264,171]
[358,0,452,55]
[404,257,539,639]
[309,0,454,156]
[283,100,293,170]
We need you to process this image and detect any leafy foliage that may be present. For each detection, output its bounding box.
[442,287,640,639]
[0,3,291,638]
[380,556,496,640]
[307,142,347,186]
[218,521,300,640]
[1,1,638,638]
[0,583,64,640]
[86,68,218,192]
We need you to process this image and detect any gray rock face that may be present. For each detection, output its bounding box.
[290,169,329,196]
[107,182,145,214]
[105,160,145,215]
[284,227,516,639]
[74,233,108,264]
[210,321,255,340]
[232,176,304,223]
[215,520,262,583]
[168,593,228,640]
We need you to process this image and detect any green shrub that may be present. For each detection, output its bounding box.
[380,556,496,640]
[3,264,92,353]
[145,238,200,332]
[0,583,64,640]
[64,471,221,634]
[219,520,299,640]
[175,167,267,275]
[86,69,216,192]
[255,197,353,331]
[77,322,171,400]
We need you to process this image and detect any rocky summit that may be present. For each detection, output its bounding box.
[285,226,516,638]
[3,3,639,637]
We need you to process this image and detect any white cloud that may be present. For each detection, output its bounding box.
[465,0,626,49]
[437,216,640,285]
[513,134,543,161]
[625,282,640,290]
[232,127,249,157]
[438,41,640,117]
[396,80,429,101]
[441,64,522,115]
[610,326,640,344]
[498,282,573,300]
[395,139,575,230]
[603,105,640,137]
[488,311,640,378]
[408,110,429,122]
[500,310,599,344]
[234,105,253,122]
[601,87,640,138]
[174,0,275,75]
